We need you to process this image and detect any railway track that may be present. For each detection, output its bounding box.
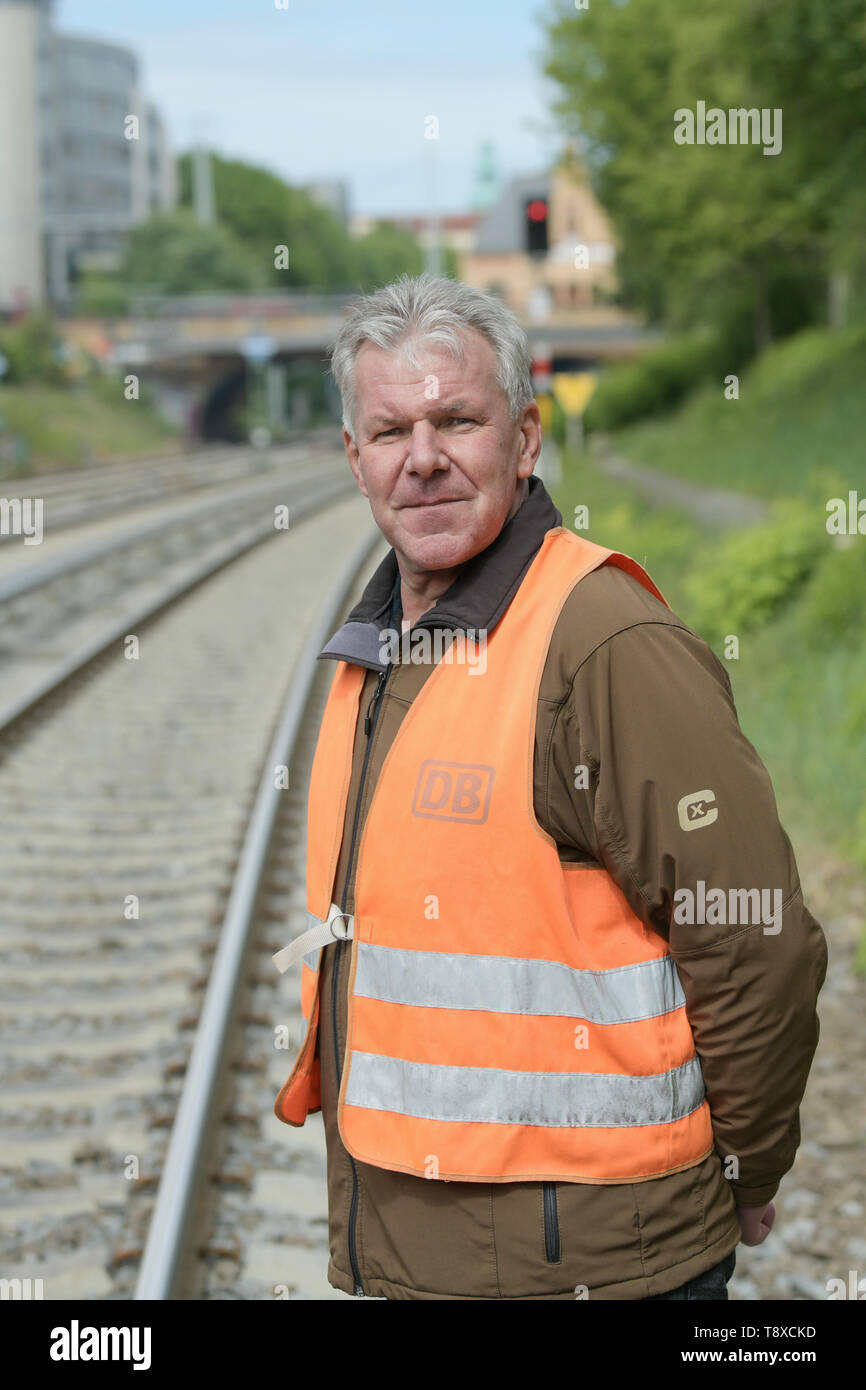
[0,443,348,724]
[0,435,337,538]
[0,460,385,1300]
[134,527,383,1301]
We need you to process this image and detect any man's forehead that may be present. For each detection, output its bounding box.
[354,330,498,416]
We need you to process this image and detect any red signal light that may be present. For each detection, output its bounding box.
[527,199,548,222]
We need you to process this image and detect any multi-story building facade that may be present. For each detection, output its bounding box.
[459,152,618,318]
[0,0,175,313]
[0,0,50,311]
[349,211,482,259]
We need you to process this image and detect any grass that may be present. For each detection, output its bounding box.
[611,323,866,498]
[556,453,864,888]
[0,380,182,477]
[553,323,866,960]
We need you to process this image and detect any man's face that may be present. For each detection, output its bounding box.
[343,327,540,578]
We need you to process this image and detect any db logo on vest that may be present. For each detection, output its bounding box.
[412,759,494,823]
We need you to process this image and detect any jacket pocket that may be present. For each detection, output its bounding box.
[542,1182,561,1264]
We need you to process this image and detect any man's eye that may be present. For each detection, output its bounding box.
[374,418,473,439]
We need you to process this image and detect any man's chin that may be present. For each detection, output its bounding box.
[397,527,483,573]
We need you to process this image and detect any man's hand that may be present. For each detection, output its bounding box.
[737,1202,776,1246]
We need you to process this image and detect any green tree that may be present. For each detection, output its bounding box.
[0,313,67,384]
[351,221,425,288]
[543,0,859,353]
[177,152,357,289]
[742,0,866,325]
[118,211,259,294]
[177,152,435,292]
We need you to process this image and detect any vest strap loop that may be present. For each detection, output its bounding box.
[272,901,353,974]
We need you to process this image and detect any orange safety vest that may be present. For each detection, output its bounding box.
[274,526,715,1184]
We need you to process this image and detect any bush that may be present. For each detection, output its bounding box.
[584,330,727,432]
[685,500,828,647]
[76,273,130,319]
[0,314,65,385]
[799,538,866,647]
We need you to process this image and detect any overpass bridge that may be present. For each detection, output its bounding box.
[86,291,656,441]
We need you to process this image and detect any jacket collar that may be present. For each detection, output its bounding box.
[318,474,562,671]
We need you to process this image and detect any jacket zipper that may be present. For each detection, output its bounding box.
[332,662,390,1297]
[543,1182,561,1264]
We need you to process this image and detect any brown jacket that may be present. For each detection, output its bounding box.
[308,474,828,1300]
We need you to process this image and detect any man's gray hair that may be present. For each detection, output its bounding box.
[330,273,535,442]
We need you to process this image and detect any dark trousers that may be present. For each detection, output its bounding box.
[643,1249,737,1300]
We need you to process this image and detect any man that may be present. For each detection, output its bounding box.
[274,273,828,1300]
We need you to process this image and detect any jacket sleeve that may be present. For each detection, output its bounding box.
[546,616,829,1208]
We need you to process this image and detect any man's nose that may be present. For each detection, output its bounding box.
[406,419,449,474]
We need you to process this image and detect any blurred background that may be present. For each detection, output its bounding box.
[0,0,863,1302]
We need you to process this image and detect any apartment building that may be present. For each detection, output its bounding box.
[0,0,175,312]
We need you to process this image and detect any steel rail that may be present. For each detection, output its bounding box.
[0,446,244,499]
[133,520,382,1299]
[0,434,338,540]
[0,472,354,735]
[0,458,342,603]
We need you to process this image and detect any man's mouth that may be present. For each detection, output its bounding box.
[403,498,465,508]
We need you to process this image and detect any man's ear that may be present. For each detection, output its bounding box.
[344,429,368,497]
[517,399,542,476]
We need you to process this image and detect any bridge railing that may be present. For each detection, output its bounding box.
[127,291,357,320]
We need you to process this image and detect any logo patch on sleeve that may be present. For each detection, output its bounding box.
[677,789,718,832]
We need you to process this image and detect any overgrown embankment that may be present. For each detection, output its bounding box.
[0,379,181,477]
[554,328,866,948]
[0,315,180,477]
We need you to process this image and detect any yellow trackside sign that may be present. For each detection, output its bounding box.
[552,372,597,418]
[535,393,553,433]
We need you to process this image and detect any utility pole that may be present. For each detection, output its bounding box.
[191,118,215,226]
[425,132,441,275]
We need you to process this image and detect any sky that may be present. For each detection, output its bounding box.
[56,0,565,219]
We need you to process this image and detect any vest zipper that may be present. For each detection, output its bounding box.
[363,667,388,735]
[333,660,391,1298]
[543,1182,561,1263]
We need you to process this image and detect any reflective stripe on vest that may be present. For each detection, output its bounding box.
[274,526,715,1182]
[353,941,686,1023]
[346,1053,707,1130]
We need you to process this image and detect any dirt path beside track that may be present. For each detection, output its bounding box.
[592,437,769,528]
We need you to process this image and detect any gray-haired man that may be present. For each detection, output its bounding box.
[275,274,826,1300]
